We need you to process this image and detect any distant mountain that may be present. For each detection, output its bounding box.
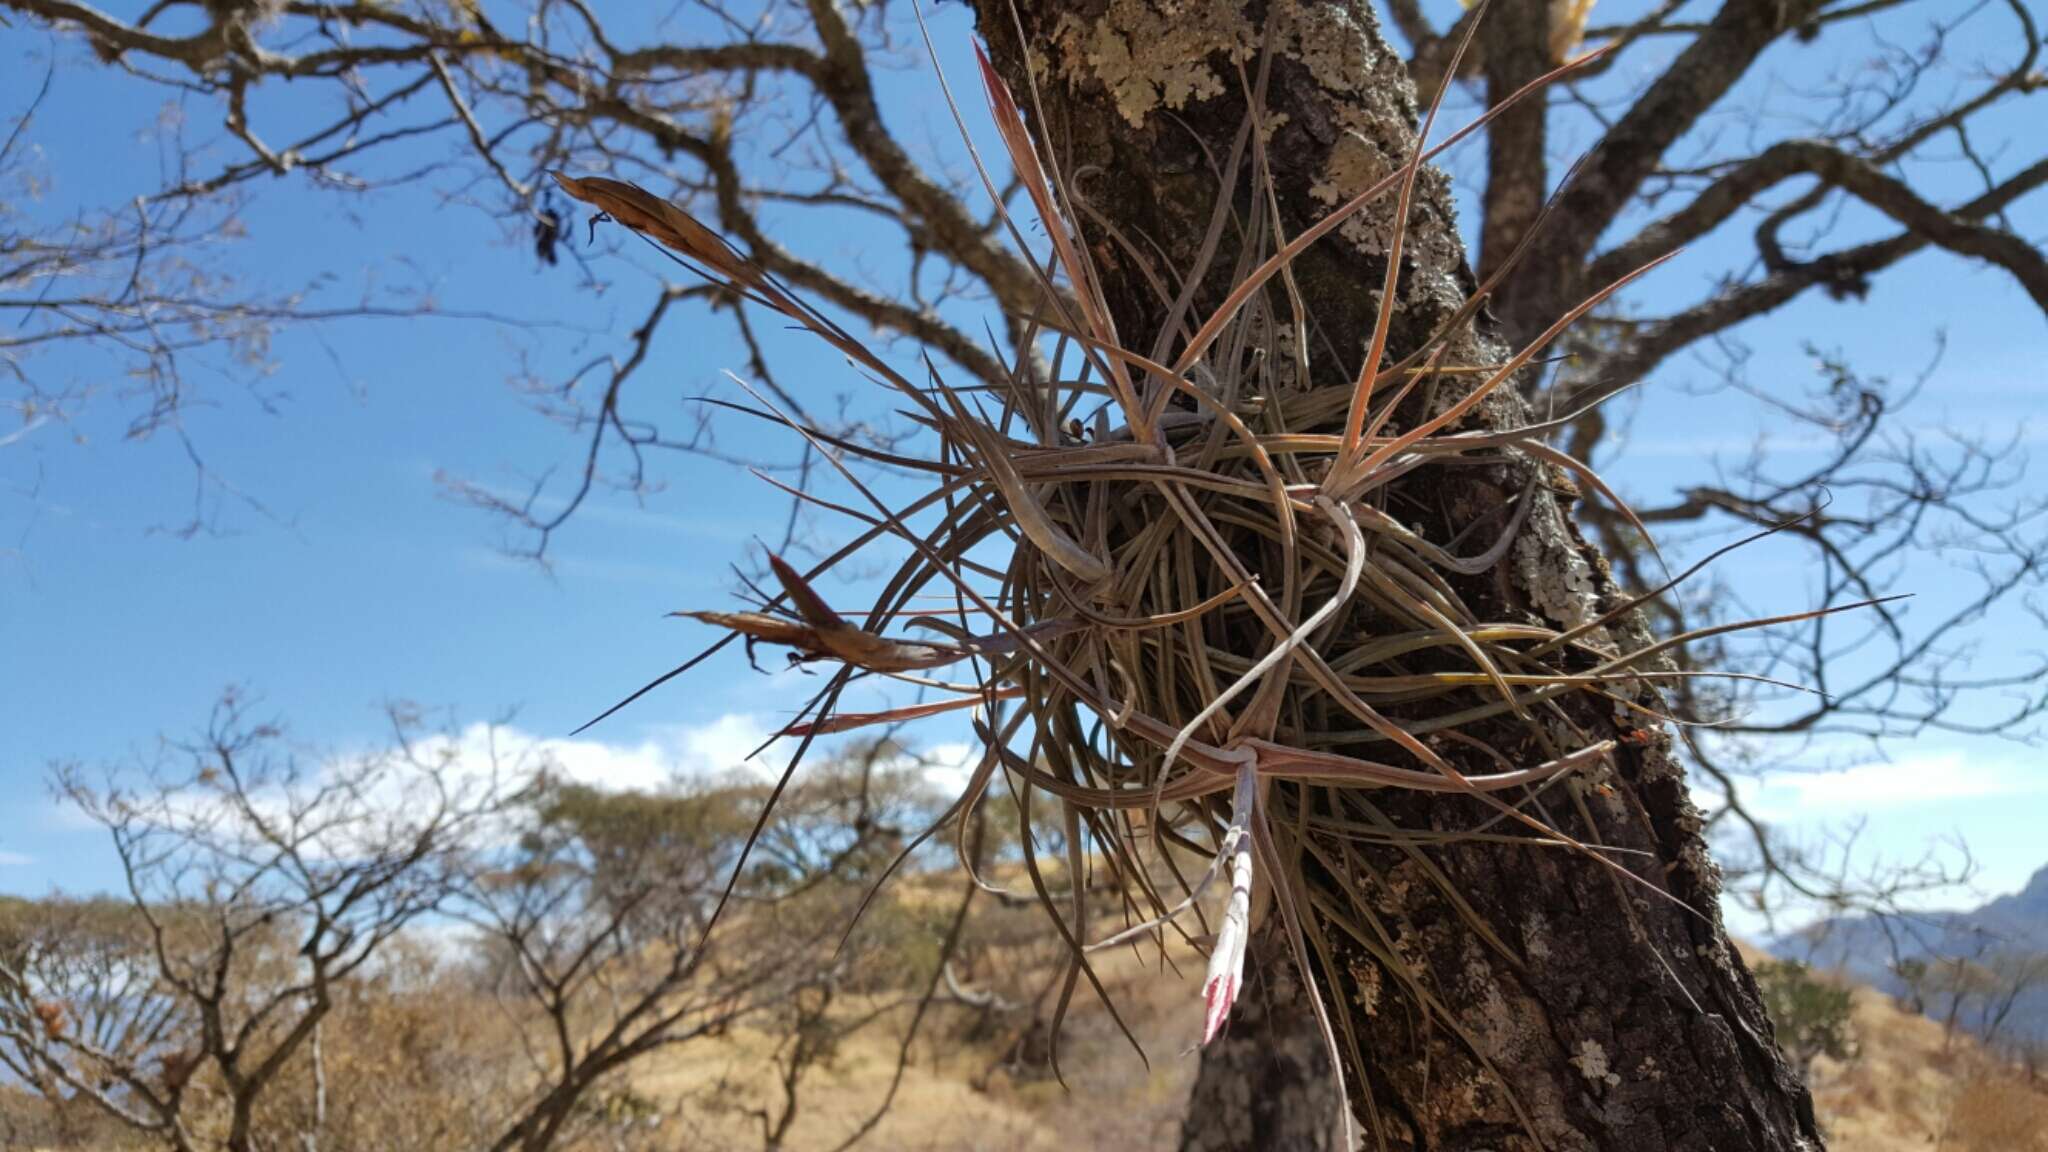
[1970,864,2048,938]
[1769,864,2048,1048]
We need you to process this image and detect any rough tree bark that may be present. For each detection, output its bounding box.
[1178,930,1346,1152]
[962,1,1824,1149]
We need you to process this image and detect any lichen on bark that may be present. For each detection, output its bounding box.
[1049,0,1256,126]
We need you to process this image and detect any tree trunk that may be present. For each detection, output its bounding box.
[1178,932,1342,1152]
[963,1,1824,1149]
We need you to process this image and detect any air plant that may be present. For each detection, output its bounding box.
[551,6,1879,1142]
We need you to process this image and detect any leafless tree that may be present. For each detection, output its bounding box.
[0,690,506,1151]
[1975,950,2048,1049]
[1919,938,2048,1052]
[0,702,975,1152]
[452,740,946,1152]
[0,892,179,1146]
[0,42,554,536]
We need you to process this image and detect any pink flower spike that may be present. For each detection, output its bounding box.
[1201,970,1241,1045]
[1199,759,1257,1047]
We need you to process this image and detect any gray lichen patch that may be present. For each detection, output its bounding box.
[1308,126,1397,252]
[1513,491,1600,632]
[1278,0,1456,266]
[1281,0,1371,93]
[1046,0,1378,128]
[1042,0,1463,280]
[1571,1038,1622,1088]
[1051,0,1256,127]
[1025,42,1055,86]
[1254,109,1290,145]
[1349,957,1383,1016]
[1522,909,1553,962]
[1455,942,1586,1146]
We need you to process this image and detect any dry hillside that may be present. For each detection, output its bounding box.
[634,936,1201,1151]
[629,932,2048,1151]
[5,912,2040,1150]
[1795,975,2048,1151]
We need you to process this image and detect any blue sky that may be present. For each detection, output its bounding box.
[2,0,2044,935]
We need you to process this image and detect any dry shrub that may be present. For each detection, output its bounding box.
[249,943,527,1151]
[641,876,1205,1152]
[1942,1071,2048,1152]
[1756,958,1858,1075]
[0,1084,154,1151]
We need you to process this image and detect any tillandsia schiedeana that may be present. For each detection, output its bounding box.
[551,3,1890,1142]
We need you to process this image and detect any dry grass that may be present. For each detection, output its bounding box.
[7,929,2042,1150]
[1803,984,2048,1152]
[619,863,1206,1150]
[636,937,1202,1152]
[612,940,2048,1152]
[1726,945,2048,1152]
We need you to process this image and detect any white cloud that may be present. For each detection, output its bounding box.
[40,715,801,860]
[434,713,784,794]
[1738,751,2048,820]
[916,741,982,797]
[0,850,32,867]
[38,711,963,850]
